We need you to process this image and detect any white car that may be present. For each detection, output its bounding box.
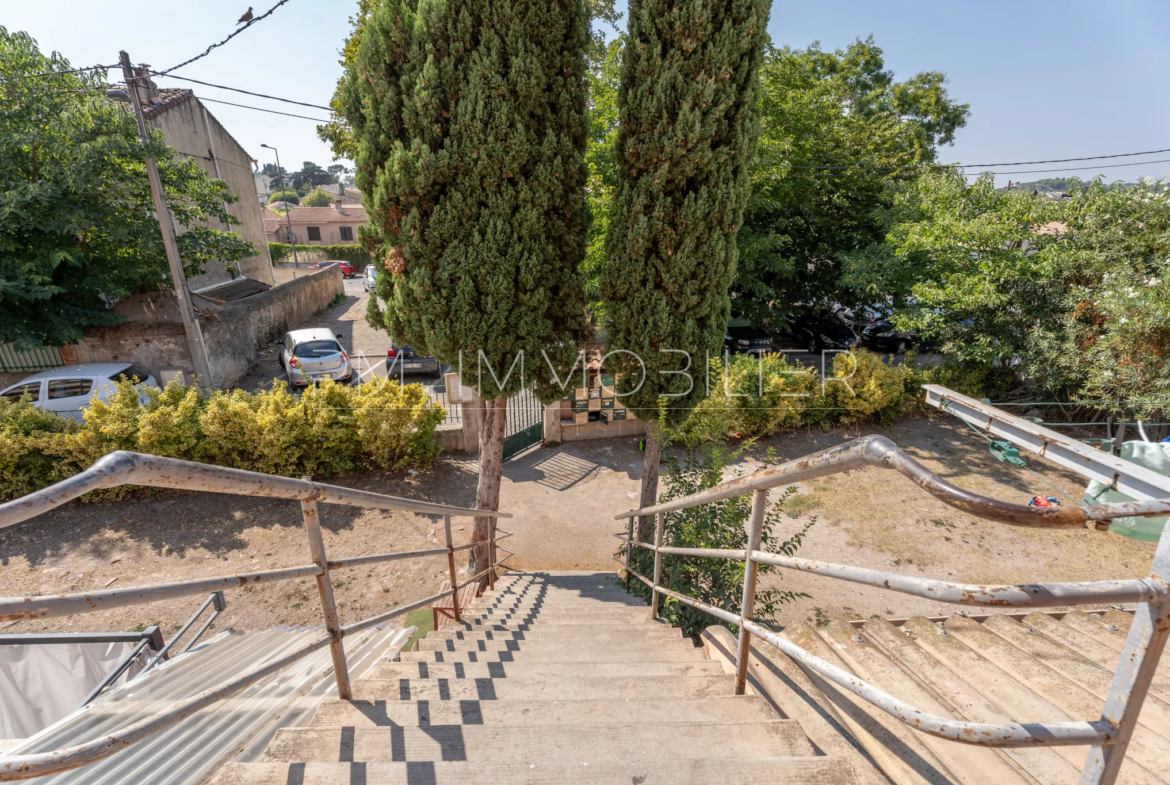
[0,363,158,420]
[279,328,355,387]
[362,264,377,293]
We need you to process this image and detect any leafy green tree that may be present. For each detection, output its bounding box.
[0,27,254,348]
[846,171,1170,416]
[290,161,334,191]
[601,0,771,535]
[268,190,299,205]
[734,37,968,325]
[341,0,592,577]
[583,35,622,315]
[300,188,335,207]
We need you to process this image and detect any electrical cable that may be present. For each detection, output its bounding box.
[962,158,1170,177]
[157,0,293,76]
[150,73,331,111]
[197,96,335,123]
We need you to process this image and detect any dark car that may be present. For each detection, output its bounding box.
[776,308,858,354]
[861,319,935,353]
[308,260,357,278]
[724,325,775,355]
[386,345,442,377]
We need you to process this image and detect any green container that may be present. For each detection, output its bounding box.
[611,408,627,421]
[587,411,608,424]
[601,373,615,386]
[571,400,589,413]
[600,399,615,410]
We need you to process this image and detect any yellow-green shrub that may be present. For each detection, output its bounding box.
[0,378,448,501]
[828,349,910,424]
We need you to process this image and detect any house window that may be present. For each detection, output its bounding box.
[307,226,322,241]
[339,226,354,242]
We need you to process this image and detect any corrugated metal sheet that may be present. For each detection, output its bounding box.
[3,624,408,784]
[0,344,63,373]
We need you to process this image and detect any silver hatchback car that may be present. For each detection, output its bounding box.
[280,329,355,387]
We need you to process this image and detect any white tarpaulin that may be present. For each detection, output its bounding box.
[0,641,143,738]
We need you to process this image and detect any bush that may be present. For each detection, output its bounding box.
[623,442,813,639]
[301,189,335,207]
[268,190,299,205]
[828,349,910,425]
[269,243,371,268]
[0,378,447,502]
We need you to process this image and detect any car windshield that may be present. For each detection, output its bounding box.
[294,340,343,358]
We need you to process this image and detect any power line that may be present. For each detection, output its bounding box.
[151,72,332,111]
[782,146,1170,171]
[198,96,335,124]
[158,0,294,76]
[962,158,1170,177]
[0,63,117,85]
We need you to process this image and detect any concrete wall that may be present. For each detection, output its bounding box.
[202,266,344,387]
[152,98,275,290]
[67,267,342,390]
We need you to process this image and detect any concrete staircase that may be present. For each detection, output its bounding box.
[210,571,862,784]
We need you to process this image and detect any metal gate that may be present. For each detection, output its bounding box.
[503,386,544,461]
[0,343,63,373]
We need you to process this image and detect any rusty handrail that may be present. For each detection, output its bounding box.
[0,453,515,781]
[614,435,1170,528]
[0,450,511,532]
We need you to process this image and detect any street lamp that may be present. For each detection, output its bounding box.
[261,144,299,269]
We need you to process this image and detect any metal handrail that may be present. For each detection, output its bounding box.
[615,424,1170,785]
[0,451,511,532]
[614,435,1170,528]
[0,455,513,781]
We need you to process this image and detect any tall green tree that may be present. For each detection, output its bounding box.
[0,27,254,348]
[601,0,771,534]
[734,37,968,325]
[340,0,592,577]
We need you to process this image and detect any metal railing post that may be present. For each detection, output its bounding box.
[650,511,665,620]
[488,520,497,590]
[443,514,461,623]
[625,516,634,589]
[1078,530,1170,784]
[735,489,768,695]
[300,494,352,701]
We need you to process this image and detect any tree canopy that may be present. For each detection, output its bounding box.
[300,188,335,207]
[846,170,1170,414]
[732,37,968,325]
[0,27,254,348]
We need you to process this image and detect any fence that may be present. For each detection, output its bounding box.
[0,344,63,374]
[0,451,511,781]
[615,433,1170,785]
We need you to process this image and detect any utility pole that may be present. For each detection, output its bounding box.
[261,144,299,271]
[119,51,213,390]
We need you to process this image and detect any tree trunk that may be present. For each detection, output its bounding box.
[469,394,507,586]
[636,424,662,542]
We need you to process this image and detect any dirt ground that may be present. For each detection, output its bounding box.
[1,414,1155,640]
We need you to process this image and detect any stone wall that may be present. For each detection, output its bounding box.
[68,267,342,390]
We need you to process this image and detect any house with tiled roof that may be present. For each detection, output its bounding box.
[123,68,274,290]
[263,203,368,246]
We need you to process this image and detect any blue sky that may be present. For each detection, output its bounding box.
[6,1,1168,186]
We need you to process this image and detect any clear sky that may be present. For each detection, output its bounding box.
[6,0,1169,186]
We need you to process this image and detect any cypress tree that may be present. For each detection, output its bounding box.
[343,0,592,575]
[601,0,771,538]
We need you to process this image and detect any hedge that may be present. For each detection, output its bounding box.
[269,242,372,268]
[674,349,1015,445]
[0,378,446,502]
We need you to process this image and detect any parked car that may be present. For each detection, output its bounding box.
[834,301,892,334]
[362,264,377,293]
[723,325,775,355]
[386,345,441,377]
[279,329,355,387]
[861,318,935,353]
[0,363,157,420]
[775,308,858,354]
[307,260,356,278]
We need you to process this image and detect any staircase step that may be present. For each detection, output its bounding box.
[213,757,856,784]
[445,614,653,628]
[354,674,736,701]
[367,659,724,681]
[416,635,678,653]
[424,626,681,644]
[259,720,815,764]
[399,646,704,663]
[311,695,781,728]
